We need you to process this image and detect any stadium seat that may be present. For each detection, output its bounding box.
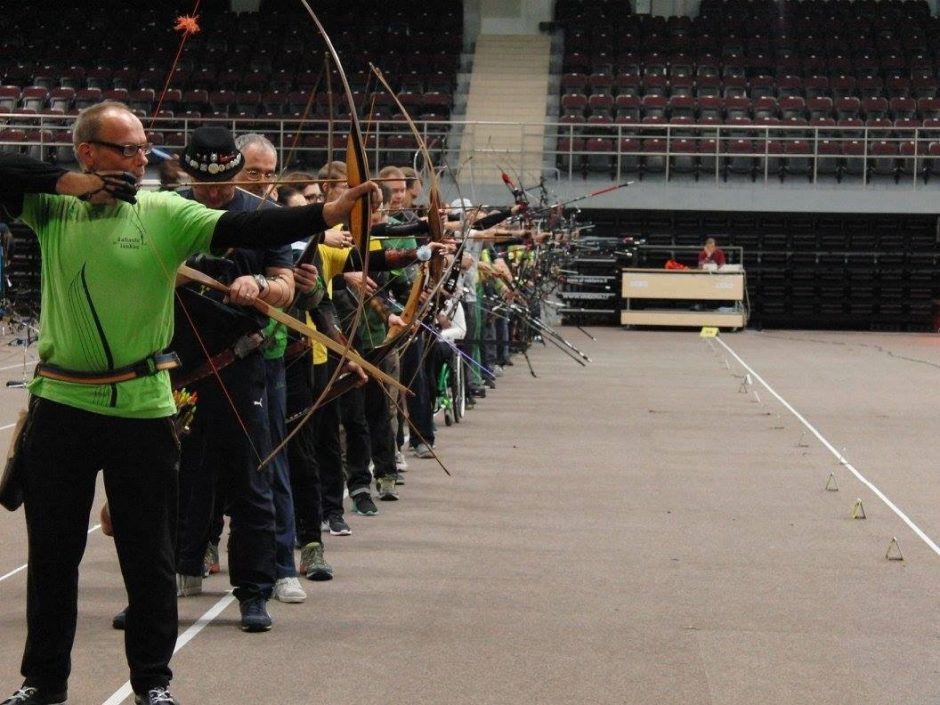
[0,128,27,153]
[722,138,755,181]
[640,138,666,177]
[669,137,697,176]
[869,140,899,181]
[20,87,48,111]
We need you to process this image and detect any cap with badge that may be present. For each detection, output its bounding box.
[179,126,244,182]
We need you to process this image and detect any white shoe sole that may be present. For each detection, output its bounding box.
[274,592,307,604]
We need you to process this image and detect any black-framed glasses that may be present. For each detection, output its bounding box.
[90,140,153,157]
[244,168,277,180]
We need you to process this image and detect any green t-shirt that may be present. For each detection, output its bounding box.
[21,190,222,418]
[262,318,287,360]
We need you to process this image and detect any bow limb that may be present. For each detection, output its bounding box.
[369,64,456,337]
[294,0,373,430]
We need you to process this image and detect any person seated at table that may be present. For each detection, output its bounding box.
[698,237,726,269]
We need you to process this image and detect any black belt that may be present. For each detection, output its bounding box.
[35,352,182,386]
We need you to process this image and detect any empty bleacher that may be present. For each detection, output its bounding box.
[554,0,940,183]
[0,0,463,169]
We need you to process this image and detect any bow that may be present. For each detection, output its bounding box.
[177,265,405,393]
[253,0,376,468]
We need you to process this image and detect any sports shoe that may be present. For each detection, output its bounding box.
[326,513,351,536]
[413,443,434,459]
[493,364,504,377]
[352,493,378,516]
[394,450,409,471]
[202,543,220,578]
[377,476,399,501]
[176,574,202,597]
[1,687,67,705]
[112,607,127,630]
[273,577,307,603]
[299,542,333,581]
[239,597,272,632]
[134,687,179,704]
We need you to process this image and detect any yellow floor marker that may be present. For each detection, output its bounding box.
[851,498,866,519]
[885,537,904,561]
[825,472,838,491]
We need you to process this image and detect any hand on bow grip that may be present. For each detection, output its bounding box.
[85,171,139,205]
[322,181,384,227]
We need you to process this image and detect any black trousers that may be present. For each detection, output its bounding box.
[20,397,179,695]
[400,334,435,448]
[313,361,347,518]
[176,352,276,601]
[339,385,375,495]
[340,354,396,484]
[287,360,323,546]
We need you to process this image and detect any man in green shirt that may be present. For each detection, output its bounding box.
[0,101,377,705]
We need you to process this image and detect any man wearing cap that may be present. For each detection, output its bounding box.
[172,126,302,624]
[0,101,378,705]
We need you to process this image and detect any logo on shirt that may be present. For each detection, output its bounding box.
[113,232,143,250]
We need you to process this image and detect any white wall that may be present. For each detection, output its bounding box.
[464,0,555,36]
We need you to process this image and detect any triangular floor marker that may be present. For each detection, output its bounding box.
[825,472,838,491]
[797,430,809,448]
[752,390,762,405]
[886,537,904,561]
[851,498,866,519]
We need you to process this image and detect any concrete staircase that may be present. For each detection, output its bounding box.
[456,34,551,188]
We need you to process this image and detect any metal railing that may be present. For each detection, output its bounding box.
[0,113,454,171]
[548,120,940,186]
[3,113,940,188]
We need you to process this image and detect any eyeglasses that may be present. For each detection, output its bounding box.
[244,168,277,180]
[90,140,153,157]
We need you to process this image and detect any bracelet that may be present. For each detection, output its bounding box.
[253,274,269,293]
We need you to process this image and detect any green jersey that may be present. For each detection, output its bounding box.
[21,190,222,418]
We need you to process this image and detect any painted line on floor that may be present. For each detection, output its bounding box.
[0,524,101,584]
[101,592,237,705]
[716,336,940,559]
[0,360,35,372]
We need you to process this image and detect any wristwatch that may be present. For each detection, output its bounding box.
[253,274,269,294]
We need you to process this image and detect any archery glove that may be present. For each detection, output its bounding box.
[86,171,139,205]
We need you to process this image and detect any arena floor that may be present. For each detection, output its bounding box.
[1,324,940,704]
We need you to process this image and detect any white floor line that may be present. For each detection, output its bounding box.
[101,592,237,705]
[0,524,101,584]
[0,422,15,431]
[716,336,940,559]
[0,360,36,372]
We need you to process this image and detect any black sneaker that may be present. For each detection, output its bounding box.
[239,597,272,632]
[134,687,179,705]
[326,513,351,536]
[1,687,67,705]
[352,493,378,516]
[112,607,127,630]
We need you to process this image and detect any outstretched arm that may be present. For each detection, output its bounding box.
[210,181,381,250]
